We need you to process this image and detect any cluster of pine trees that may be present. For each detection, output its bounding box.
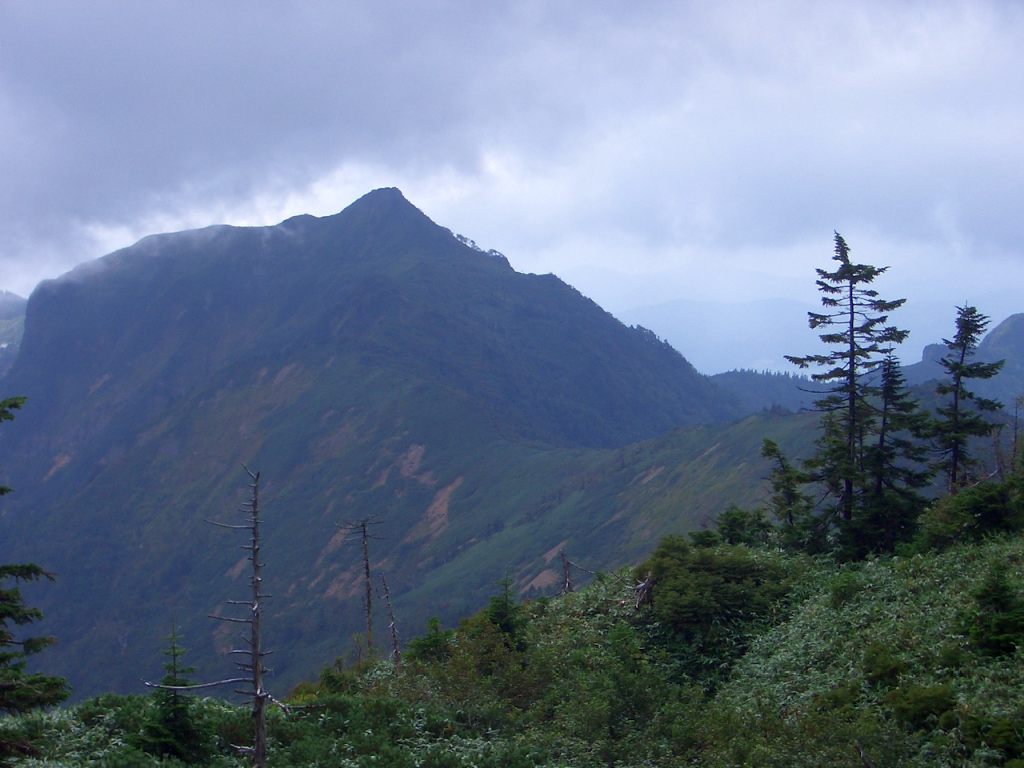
[757,233,1014,561]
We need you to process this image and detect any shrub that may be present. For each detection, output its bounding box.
[882,684,955,729]
[919,476,1024,549]
[965,562,1024,656]
[829,571,865,607]
[635,537,789,682]
[861,642,905,688]
[406,617,456,663]
[715,504,773,547]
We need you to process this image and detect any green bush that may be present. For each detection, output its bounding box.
[638,537,788,641]
[715,504,773,547]
[829,571,865,607]
[406,617,457,663]
[882,684,955,729]
[919,476,1024,549]
[965,562,1024,656]
[862,642,905,688]
[634,537,790,687]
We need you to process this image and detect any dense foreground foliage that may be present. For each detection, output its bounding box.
[4,526,1024,767]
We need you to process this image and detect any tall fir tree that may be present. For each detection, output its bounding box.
[850,353,932,555]
[786,233,909,532]
[933,305,1005,493]
[0,564,70,717]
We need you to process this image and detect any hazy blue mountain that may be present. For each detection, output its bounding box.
[0,291,26,378]
[710,369,816,413]
[0,189,799,700]
[617,297,823,374]
[903,313,1024,405]
[0,290,25,321]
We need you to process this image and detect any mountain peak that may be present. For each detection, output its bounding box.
[330,186,419,221]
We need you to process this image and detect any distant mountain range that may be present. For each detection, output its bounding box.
[713,312,1024,413]
[0,189,1020,702]
[0,290,26,378]
[903,313,1024,405]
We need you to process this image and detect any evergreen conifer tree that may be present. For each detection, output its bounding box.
[760,439,820,551]
[786,234,909,529]
[851,353,932,555]
[141,621,210,764]
[0,396,70,721]
[0,564,70,717]
[486,574,523,643]
[933,305,1005,492]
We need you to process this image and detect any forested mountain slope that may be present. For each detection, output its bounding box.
[0,189,807,699]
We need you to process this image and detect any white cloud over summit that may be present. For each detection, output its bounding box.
[2,1,1023,368]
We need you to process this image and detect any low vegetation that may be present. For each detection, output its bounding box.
[3,482,1023,767]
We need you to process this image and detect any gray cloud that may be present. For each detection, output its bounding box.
[2,0,1024,363]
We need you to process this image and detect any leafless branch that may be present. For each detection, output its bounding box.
[143,677,251,691]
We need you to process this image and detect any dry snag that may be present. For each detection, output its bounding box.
[339,514,384,655]
[558,550,573,596]
[633,572,654,608]
[144,465,275,768]
[378,571,401,666]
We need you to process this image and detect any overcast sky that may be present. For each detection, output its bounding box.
[3,1,1024,371]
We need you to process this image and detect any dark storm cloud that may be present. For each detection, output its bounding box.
[2,0,1024,310]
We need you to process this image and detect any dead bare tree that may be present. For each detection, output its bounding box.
[557,551,604,596]
[144,465,275,768]
[558,550,573,595]
[378,571,400,667]
[1013,394,1024,470]
[633,571,654,608]
[340,514,384,655]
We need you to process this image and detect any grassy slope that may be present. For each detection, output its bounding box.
[7,533,1024,767]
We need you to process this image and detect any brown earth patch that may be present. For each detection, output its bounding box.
[543,539,569,564]
[88,373,112,395]
[372,467,391,488]
[638,466,664,485]
[324,570,360,600]
[698,443,721,459]
[525,569,559,591]
[400,444,425,477]
[317,424,354,457]
[43,454,71,482]
[405,477,463,542]
[272,363,298,387]
[226,556,248,580]
[316,529,347,567]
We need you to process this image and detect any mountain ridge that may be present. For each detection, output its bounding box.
[0,188,769,699]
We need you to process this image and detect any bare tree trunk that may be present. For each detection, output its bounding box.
[633,572,654,608]
[993,425,1007,482]
[341,515,383,658]
[360,523,373,655]
[379,571,400,667]
[246,470,267,768]
[559,550,573,595]
[147,466,276,768]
